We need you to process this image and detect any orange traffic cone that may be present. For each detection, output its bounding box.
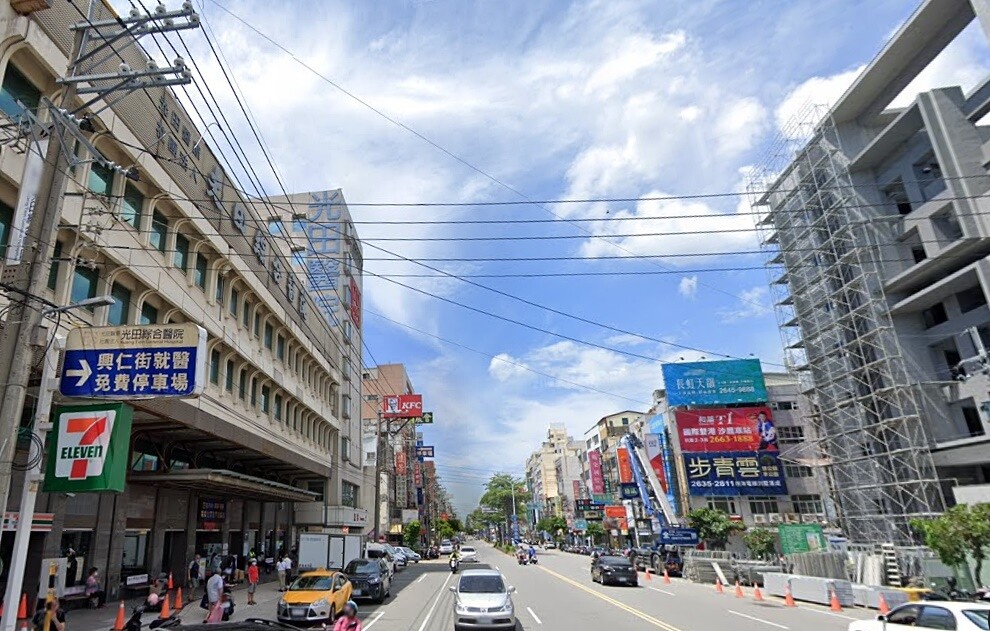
[645,569,652,582]
[16,593,27,619]
[735,580,744,598]
[167,572,174,590]
[173,587,184,611]
[753,585,765,602]
[663,569,671,584]
[784,585,796,607]
[159,593,171,619]
[715,578,724,594]
[878,593,890,615]
[112,601,126,631]
[830,589,842,612]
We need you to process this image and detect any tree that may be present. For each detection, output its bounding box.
[437,520,455,541]
[686,507,744,550]
[743,528,778,560]
[912,503,990,586]
[586,522,606,544]
[536,516,567,537]
[479,473,530,517]
[404,520,423,548]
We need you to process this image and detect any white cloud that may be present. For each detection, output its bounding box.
[775,65,864,134]
[718,286,772,322]
[678,275,698,299]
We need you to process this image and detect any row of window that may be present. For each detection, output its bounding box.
[705,494,823,516]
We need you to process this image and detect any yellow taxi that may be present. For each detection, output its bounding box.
[276,569,353,624]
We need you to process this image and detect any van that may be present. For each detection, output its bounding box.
[365,543,397,577]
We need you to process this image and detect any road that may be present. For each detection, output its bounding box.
[357,541,878,631]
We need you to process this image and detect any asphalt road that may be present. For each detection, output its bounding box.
[357,541,880,631]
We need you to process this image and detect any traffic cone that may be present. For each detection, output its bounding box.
[830,588,843,612]
[715,578,724,594]
[753,585,765,602]
[784,585,796,607]
[878,593,890,615]
[173,587,184,611]
[112,601,126,631]
[735,580,744,598]
[167,572,174,590]
[645,569,652,582]
[663,569,671,584]
[159,593,171,619]
[16,593,27,619]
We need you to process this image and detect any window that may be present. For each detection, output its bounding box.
[238,370,247,400]
[47,240,63,291]
[225,359,234,392]
[215,272,225,304]
[791,494,823,515]
[957,286,988,314]
[229,288,239,317]
[268,218,283,235]
[341,481,359,508]
[121,183,143,230]
[242,301,251,328]
[264,322,273,349]
[706,497,736,515]
[261,385,270,413]
[70,266,98,306]
[173,233,189,271]
[250,378,258,407]
[274,394,283,421]
[342,436,351,461]
[194,254,207,289]
[922,302,948,329]
[139,302,158,325]
[772,400,796,410]
[748,496,779,515]
[107,283,131,326]
[342,394,351,419]
[209,349,221,385]
[783,464,813,478]
[254,311,262,337]
[306,480,325,502]
[0,201,12,260]
[276,335,285,361]
[150,211,168,252]
[885,605,921,626]
[962,406,984,437]
[778,426,804,444]
[0,65,40,119]
[88,161,114,196]
[916,606,957,630]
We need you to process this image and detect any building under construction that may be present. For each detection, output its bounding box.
[751,0,990,547]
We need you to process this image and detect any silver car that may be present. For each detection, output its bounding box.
[450,569,516,631]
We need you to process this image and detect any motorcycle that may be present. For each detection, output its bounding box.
[450,557,459,574]
[125,606,180,631]
[517,551,528,565]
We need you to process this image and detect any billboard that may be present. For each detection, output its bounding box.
[44,404,133,493]
[382,394,423,419]
[778,524,827,554]
[572,479,581,499]
[604,505,626,519]
[588,449,605,494]
[395,451,407,472]
[616,447,634,484]
[682,451,787,496]
[675,406,778,452]
[662,359,767,407]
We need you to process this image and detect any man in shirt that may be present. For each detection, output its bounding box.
[187,554,202,601]
[276,558,287,592]
[206,570,224,608]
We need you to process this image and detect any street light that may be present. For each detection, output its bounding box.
[42,294,115,316]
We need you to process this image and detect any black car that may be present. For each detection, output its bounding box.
[591,555,638,586]
[344,558,391,603]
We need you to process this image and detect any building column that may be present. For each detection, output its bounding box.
[41,493,66,560]
[103,492,128,600]
[147,488,167,578]
[185,491,199,564]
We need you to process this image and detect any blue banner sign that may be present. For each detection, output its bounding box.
[574,519,588,531]
[415,446,434,458]
[659,527,699,546]
[619,482,640,500]
[661,359,768,406]
[683,451,787,496]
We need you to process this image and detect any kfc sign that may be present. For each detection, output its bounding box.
[382,394,423,418]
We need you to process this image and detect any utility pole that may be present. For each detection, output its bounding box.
[0,0,197,544]
[372,407,385,541]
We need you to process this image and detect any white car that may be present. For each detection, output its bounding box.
[439,540,454,555]
[459,546,478,563]
[450,569,516,630]
[848,602,990,630]
[398,546,421,563]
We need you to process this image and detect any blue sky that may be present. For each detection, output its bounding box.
[142,0,990,516]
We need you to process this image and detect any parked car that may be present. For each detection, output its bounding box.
[365,543,397,576]
[398,546,421,563]
[847,602,990,630]
[591,555,638,586]
[544,541,557,549]
[343,558,391,604]
[276,570,353,625]
[439,539,454,555]
[450,569,516,630]
[459,546,479,563]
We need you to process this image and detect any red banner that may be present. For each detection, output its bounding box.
[572,479,581,499]
[395,451,407,472]
[616,447,633,484]
[413,462,422,486]
[604,505,626,519]
[382,394,423,419]
[588,449,604,494]
[675,406,778,452]
[349,277,362,330]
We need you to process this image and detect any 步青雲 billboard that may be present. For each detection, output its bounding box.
[682,451,787,496]
[661,359,767,406]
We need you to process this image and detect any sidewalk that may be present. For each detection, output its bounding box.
[59,577,287,629]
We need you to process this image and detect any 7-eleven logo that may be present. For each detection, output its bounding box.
[54,410,116,480]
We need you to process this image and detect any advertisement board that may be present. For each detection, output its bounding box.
[574,519,588,531]
[682,451,787,496]
[675,406,778,452]
[616,447,634,484]
[619,483,639,500]
[572,479,581,499]
[588,449,604,494]
[778,524,827,554]
[643,433,669,491]
[44,403,133,493]
[395,451,407,472]
[604,505,627,519]
[661,359,768,407]
[382,394,423,419]
[349,277,361,329]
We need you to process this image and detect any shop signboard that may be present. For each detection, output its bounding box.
[682,451,787,496]
[574,519,588,531]
[395,451,407,472]
[414,412,434,424]
[659,527,699,546]
[198,498,227,530]
[415,446,435,458]
[348,277,361,329]
[572,479,581,499]
[43,403,133,493]
[382,394,423,419]
[583,510,603,520]
[604,505,627,519]
[619,483,639,500]
[588,449,605,494]
[778,524,827,554]
[616,447,633,484]
[661,359,767,406]
[413,462,422,486]
[675,406,778,452]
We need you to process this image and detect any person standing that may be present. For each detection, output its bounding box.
[187,554,202,601]
[282,554,293,584]
[205,569,224,610]
[84,567,106,608]
[246,560,259,605]
[65,549,78,588]
[276,557,287,592]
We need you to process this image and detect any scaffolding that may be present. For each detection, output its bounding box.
[749,105,945,545]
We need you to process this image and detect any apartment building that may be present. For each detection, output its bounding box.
[525,424,578,519]
[583,411,644,502]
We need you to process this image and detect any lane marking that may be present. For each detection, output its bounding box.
[728,610,789,629]
[417,574,427,583]
[799,607,857,621]
[363,611,385,630]
[417,571,453,631]
[537,566,683,631]
[649,587,675,595]
[527,606,543,625]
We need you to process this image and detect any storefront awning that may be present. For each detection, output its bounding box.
[129,469,320,503]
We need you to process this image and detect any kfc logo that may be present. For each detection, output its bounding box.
[382,394,423,418]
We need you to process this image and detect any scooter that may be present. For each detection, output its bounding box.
[516,551,528,565]
[449,557,459,574]
[124,606,180,631]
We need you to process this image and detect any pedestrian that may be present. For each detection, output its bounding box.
[276,557,287,591]
[246,559,260,605]
[204,592,229,624]
[65,549,78,588]
[187,553,202,600]
[32,597,66,631]
[210,553,222,575]
[332,600,362,631]
[84,567,106,608]
[282,554,293,583]
[205,568,224,609]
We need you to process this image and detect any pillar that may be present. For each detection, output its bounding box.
[184,491,199,565]
[147,488,167,577]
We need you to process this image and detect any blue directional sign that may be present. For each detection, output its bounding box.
[60,324,207,399]
[659,527,699,546]
[415,446,434,459]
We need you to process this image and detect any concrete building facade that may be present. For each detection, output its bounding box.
[524,424,571,520]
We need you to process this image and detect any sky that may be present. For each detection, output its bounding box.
[120,0,990,517]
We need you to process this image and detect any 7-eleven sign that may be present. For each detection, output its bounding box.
[45,404,132,493]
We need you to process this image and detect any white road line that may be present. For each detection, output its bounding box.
[799,607,857,621]
[417,572,453,631]
[728,610,789,629]
[417,574,427,583]
[649,587,675,595]
[363,611,385,630]
[527,606,543,625]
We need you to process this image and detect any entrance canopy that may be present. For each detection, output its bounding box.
[129,469,319,503]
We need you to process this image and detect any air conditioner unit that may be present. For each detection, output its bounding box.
[752,514,767,525]
[768,513,782,524]
[784,513,800,524]
[801,514,818,523]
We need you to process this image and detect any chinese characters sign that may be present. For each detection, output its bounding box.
[60,324,207,399]
[616,447,634,484]
[662,359,768,406]
[349,277,362,330]
[44,404,133,493]
[588,449,605,494]
[675,407,778,452]
[682,451,787,496]
[395,451,407,472]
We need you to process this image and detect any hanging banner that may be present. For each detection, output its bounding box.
[395,450,407,472]
[349,277,361,329]
[44,404,133,493]
[572,479,581,500]
[616,447,633,484]
[682,451,788,496]
[8,138,48,264]
[588,449,604,494]
[661,359,768,406]
[675,406,778,452]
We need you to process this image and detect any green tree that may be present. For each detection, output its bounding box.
[404,520,422,548]
[536,516,567,537]
[446,517,464,534]
[479,473,530,517]
[686,508,744,550]
[743,528,778,560]
[586,522,606,544]
[437,520,455,540]
[912,503,990,586]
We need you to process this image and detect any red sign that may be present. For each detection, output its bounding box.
[675,406,778,452]
[349,277,361,330]
[382,394,423,419]
[588,449,604,494]
[604,505,626,519]
[414,462,422,486]
[395,451,407,472]
[616,447,633,484]
[572,479,581,499]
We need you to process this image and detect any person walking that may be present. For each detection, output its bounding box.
[332,600,362,631]
[205,569,224,611]
[33,597,66,631]
[276,557,287,592]
[282,554,294,584]
[187,554,202,601]
[246,560,260,605]
[84,567,106,608]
